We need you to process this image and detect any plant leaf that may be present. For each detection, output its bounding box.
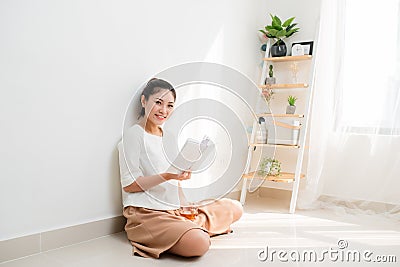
[286,23,297,32]
[287,95,298,105]
[271,19,280,28]
[286,28,299,37]
[267,29,279,37]
[282,17,295,27]
[273,15,282,26]
[276,29,287,38]
[271,15,282,28]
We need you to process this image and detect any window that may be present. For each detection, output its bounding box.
[338,0,400,134]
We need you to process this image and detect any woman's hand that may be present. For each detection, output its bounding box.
[124,171,192,193]
[178,171,192,181]
[164,171,192,181]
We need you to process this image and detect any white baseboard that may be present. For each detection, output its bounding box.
[0,216,126,263]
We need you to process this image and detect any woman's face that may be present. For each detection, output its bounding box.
[141,89,175,126]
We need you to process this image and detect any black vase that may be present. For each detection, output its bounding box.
[270,40,287,57]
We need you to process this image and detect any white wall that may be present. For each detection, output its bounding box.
[0,0,264,240]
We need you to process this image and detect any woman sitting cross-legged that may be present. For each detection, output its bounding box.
[118,78,243,258]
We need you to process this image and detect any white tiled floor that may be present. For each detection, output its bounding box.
[2,194,400,267]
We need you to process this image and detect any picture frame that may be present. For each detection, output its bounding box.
[291,41,314,55]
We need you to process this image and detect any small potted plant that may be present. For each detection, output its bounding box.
[259,14,300,57]
[265,65,276,85]
[257,157,281,176]
[286,95,298,114]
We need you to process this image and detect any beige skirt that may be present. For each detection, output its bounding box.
[123,198,237,258]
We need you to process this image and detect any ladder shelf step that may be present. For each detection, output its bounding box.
[260,83,308,89]
[257,113,304,118]
[249,143,300,148]
[242,171,305,183]
[263,55,312,62]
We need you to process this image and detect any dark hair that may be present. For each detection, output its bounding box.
[138,78,176,118]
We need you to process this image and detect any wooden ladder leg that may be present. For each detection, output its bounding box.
[240,120,258,205]
[289,172,301,213]
[289,47,318,213]
[240,179,248,205]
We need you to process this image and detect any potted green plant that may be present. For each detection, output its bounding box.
[257,157,281,176]
[265,65,276,85]
[286,95,298,114]
[260,14,299,57]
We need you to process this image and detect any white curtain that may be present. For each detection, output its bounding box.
[298,0,400,219]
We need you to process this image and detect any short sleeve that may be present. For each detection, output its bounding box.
[118,127,144,188]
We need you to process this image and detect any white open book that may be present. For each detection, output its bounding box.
[167,135,215,173]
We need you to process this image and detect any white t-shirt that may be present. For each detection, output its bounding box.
[117,124,180,210]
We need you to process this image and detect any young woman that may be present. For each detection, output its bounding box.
[118,78,243,258]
